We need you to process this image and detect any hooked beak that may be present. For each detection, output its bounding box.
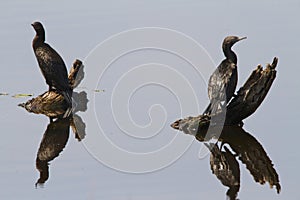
[238,36,247,41]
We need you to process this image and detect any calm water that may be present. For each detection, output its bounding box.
[1,0,300,199]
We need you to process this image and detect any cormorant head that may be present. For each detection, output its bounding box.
[222,36,247,49]
[31,21,45,36]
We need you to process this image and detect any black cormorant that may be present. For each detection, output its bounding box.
[203,36,246,115]
[31,22,72,111]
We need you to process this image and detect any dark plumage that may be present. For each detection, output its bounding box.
[31,21,72,109]
[205,143,240,200]
[204,36,246,115]
[35,117,70,186]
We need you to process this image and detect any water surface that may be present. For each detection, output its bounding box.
[0,0,299,199]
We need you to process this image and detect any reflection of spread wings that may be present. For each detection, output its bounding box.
[205,143,240,200]
[221,126,281,194]
[36,117,70,186]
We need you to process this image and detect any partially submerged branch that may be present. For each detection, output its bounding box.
[225,57,278,124]
[170,57,280,195]
[68,59,84,89]
[19,59,86,118]
[171,57,278,135]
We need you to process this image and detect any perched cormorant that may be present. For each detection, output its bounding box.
[31,22,72,112]
[203,36,246,115]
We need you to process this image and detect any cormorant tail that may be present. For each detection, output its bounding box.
[63,107,73,118]
[62,90,72,106]
[203,103,212,115]
[203,100,222,115]
[62,90,73,118]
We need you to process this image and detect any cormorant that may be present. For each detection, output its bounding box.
[203,36,246,115]
[31,21,72,116]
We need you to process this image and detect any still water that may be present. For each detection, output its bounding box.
[1,0,299,199]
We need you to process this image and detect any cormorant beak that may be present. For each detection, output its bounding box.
[238,36,247,41]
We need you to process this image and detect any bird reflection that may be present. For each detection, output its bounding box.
[35,117,70,186]
[35,114,86,187]
[32,90,87,187]
[204,125,281,199]
[205,143,240,200]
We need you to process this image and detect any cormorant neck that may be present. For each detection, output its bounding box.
[32,30,45,48]
[223,45,237,64]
